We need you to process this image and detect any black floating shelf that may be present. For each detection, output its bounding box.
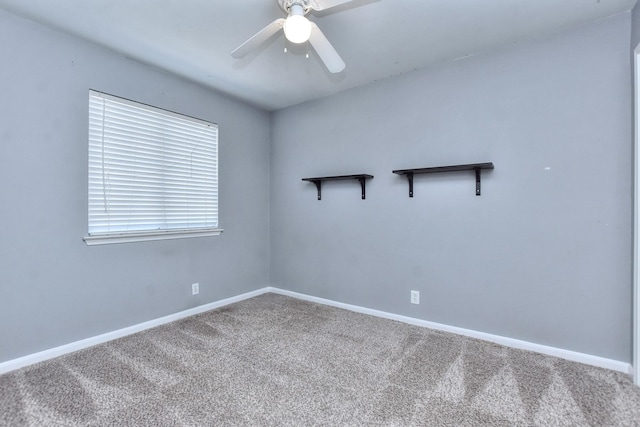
[392,162,494,197]
[302,174,374,200]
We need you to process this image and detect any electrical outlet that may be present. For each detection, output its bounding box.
[411,290,420,304]
[192,283,199,295]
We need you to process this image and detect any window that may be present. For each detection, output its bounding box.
[84,90,221,245]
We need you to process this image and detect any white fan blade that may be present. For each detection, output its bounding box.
[309,0,355,11]
[308,22,345,73]
[231,18,285,58]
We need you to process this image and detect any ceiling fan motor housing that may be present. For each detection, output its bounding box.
[278,0,312,15]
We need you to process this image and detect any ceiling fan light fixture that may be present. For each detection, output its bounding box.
[283,4,311,44]
[232,0,348,73]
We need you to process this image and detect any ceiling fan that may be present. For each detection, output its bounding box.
[231,0,355,73]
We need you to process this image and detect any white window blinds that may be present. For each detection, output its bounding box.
[87,90,219,241]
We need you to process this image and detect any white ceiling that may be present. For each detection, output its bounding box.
[0,0,636,111]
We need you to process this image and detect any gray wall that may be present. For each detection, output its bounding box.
[271,13,633,362]
[0,9,271,363]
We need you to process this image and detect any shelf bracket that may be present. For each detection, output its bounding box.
[475,168,481,196]
[406,172,414,198]
[358,176,367,199]
[312,180,322,200]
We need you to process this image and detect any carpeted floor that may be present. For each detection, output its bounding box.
[1,293,639,426]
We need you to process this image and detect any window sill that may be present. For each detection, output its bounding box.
[83,228,224,246]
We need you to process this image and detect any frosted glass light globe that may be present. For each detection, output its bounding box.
[284,14,312,44]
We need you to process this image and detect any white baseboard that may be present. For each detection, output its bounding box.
[1,286,632,376]
[0,288,270,375]
[266,287,633,375]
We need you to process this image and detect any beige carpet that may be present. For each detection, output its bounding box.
[1,293,639,426]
